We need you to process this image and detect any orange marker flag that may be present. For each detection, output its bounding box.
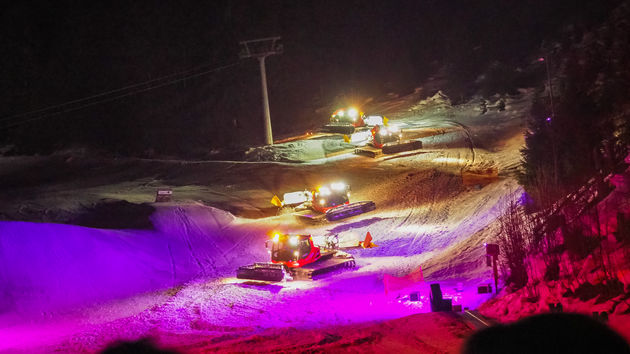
[361,231,376,248]
[270,195,282,207]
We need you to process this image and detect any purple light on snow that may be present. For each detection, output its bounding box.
[518,192,534,206]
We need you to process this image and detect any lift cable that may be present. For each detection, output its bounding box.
[1,61,239,129]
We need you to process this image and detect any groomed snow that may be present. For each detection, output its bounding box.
[0,92,529,352]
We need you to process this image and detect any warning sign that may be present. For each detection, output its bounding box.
[155,188,173,202]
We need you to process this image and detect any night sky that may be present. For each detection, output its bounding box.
[0,0,621,153]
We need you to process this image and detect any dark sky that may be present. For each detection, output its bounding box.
[0,0,622,151]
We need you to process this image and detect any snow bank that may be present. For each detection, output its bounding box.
[408,90,452,114]
[0,203,260,319]
[244,139,354,163]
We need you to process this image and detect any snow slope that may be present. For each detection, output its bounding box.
[0,92,528,352]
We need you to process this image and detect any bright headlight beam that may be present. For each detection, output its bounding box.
[319,186,331,195]
[331,182,346,191]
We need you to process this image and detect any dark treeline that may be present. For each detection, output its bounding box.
[499,1,630,293]
[520,1,630,208]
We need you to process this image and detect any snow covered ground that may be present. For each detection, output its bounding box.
[0,92,528,352]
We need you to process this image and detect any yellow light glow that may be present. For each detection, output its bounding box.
[331,182,346,191]
[273,234,280,243]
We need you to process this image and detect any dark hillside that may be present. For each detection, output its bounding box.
[520,0,630,206]
[0,0,623,157]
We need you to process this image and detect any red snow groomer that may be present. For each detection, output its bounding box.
[236,232,356,282]
[353,124,424,157]
[370,124,401,148]
[271,182,375,221]
[321,107,366,135]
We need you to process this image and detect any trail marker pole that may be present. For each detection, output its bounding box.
[486,243,500,294]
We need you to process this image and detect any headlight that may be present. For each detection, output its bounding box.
[273,234,280,243]
[331,182,346,191]
[348,108,358,118]
[319,199,326,205]
[318,186,331,195]
[294,251,299,257]
[289,236,298,245]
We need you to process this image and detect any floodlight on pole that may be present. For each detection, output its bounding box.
[538,55,559,186]
[239,36,283,145]
[538,56,555,119]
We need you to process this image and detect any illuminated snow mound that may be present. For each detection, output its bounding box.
[0,203,257,316]
[244,139,354,162]
[409,90,452,113]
